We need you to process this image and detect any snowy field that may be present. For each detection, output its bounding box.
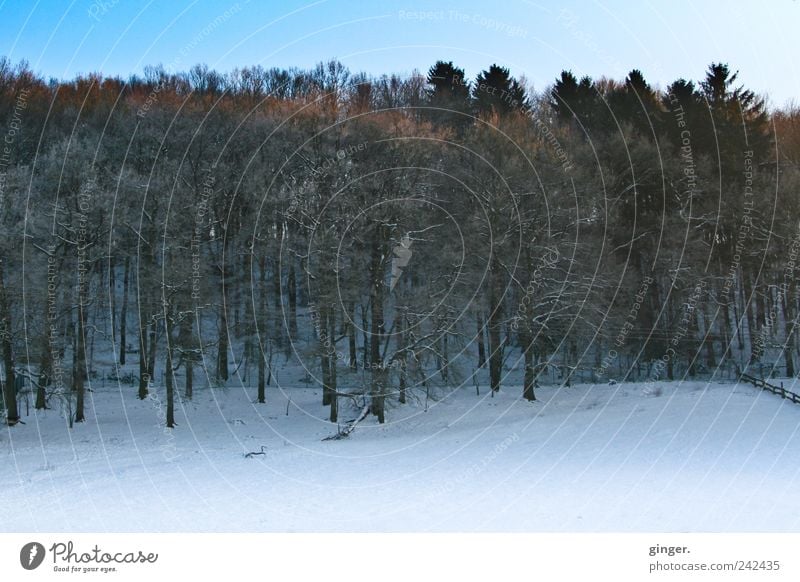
[2,379,800,532]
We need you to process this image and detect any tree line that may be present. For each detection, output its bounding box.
[0,56,798,428]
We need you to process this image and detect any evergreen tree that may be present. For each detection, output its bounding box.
[473,64,526,116]
[698,62,769,160]
[610,69,661,135]
[425,60,471,127]
[550,70,596,129]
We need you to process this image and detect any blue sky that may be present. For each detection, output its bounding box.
[0,0,796,108]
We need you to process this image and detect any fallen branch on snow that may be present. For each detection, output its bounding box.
[323,404,370,441]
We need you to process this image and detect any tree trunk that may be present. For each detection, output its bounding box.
[731,293,743,352]
[71,328,77,388]
[37,275,53,410]
[329,367,338,422]
[120,257,129,365]
[217,308,228,383]
[744,273,758,361]
[185,358,193,400]
[35,334,49,410]
[702,305,717,369]
[522,326,536,401]
[288,257,297,336]
[328,308,338,423]
[361,304,369,369]
[321,305,332,406]
[781,285,796,377]
[369,224,386,421]
[348,301,358,370]
[476,311,486,368]
[74,304,87,423]
[147,319,157,389]
[398,315,407,404]
[138,317,149,399]
[271,254,283,348]
[487,256,503,393]
[257,256,267,403]
[109,257,116,345]
[439,331,449,382]
[272,258,282,309]
[165,314,175,429]
[0,260,17,423]
[372,367,386,424]
[257,348,265,403]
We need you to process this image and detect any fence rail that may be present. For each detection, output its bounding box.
[739,373,800,405]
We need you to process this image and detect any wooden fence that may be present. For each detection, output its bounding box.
[739,373,800,405]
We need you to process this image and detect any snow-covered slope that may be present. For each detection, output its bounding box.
[2,379,799,532]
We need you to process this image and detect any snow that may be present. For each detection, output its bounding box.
[2,378,800,532]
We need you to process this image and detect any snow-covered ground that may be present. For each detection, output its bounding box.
[2,378,800,532]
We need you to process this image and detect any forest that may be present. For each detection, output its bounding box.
[1,56,799,431]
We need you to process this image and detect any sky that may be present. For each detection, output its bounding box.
[0,0,796,109]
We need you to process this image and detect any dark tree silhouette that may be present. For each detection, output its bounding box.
[426,60,471,125]
[473,64,526,116]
